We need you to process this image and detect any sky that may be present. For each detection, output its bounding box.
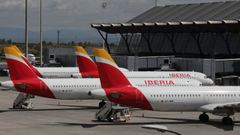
[0,0,234,42]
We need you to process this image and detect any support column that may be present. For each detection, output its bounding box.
[220,32,232,55]
[190,33,203,56]
[97,30,111,54]
[165,33,176,54]
[120,33,131,55]
[142,33,153,54]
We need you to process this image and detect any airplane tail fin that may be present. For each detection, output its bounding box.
[4,47,39,80]
[93,48,132,88]
[11,45,42,77]
[73,46,98,77]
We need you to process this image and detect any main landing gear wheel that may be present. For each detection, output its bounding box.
[222,117,233,125]
[199,113,209,123]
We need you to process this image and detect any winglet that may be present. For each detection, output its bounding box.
[4,47,38,80]
[94,48,131,88]
[73,46,98,78]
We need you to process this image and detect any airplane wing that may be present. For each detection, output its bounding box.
[199,102,240,115]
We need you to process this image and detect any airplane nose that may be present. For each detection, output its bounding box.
[207,79,214,85]
[88,89,107,100]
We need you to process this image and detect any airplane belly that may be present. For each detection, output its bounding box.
[152,102,204,111]
[51,88,95,100]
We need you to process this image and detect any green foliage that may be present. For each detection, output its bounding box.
[0,41,103,56]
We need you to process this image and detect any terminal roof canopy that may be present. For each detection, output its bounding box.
[91,1,240,33]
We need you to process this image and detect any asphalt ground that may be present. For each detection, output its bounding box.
[0,76,239,135]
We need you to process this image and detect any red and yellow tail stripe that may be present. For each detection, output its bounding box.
[94,48,131,88]
[9,46,43,77]
[4,47,29,67]
[73,46,94,62]
[11,45,24,56]
[94,48,118,68]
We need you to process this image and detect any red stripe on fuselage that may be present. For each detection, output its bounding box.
[104,87,152,110]
[97,62,152,110]
[13,79,56,99]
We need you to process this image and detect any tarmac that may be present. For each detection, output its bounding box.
[0,76,240,135]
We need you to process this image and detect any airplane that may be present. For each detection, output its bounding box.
[11,45,214,86]
[73,47,214,85]
[89,48,240,125]
[1,47,203,108]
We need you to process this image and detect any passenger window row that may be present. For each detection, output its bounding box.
[150,94,240,98]
[208,94,238,97]
[150,94,201,98]
[53,85,98,88]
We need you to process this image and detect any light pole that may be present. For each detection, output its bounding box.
[155,0,158,7]
[57,30,60,45]
[40,0,43,66]
[101,1,107,49]
[25,0,28,59]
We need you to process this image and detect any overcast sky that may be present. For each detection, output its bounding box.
[0,0,234,41]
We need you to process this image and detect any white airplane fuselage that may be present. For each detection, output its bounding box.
[36,67,80,78]
[35,67,213,85]
[123,71,213,85]
[91,86,240,114]
[141,87,240,111]
[1,78,202,100]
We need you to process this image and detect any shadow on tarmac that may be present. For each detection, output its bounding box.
[52,115,239,131]
[46,103,99,109]
[0,106,97,113]
[134,116,240,131]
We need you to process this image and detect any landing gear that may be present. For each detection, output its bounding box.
[98,100,106,109]
[199,113,209,122]
[222,117,233,125]
[96,102,131,122]
[12,93,34,109]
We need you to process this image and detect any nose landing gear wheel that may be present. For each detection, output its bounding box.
[199,113,209,122]
[222,117,233,125]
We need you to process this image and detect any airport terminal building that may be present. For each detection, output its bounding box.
[92,1,240,84]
